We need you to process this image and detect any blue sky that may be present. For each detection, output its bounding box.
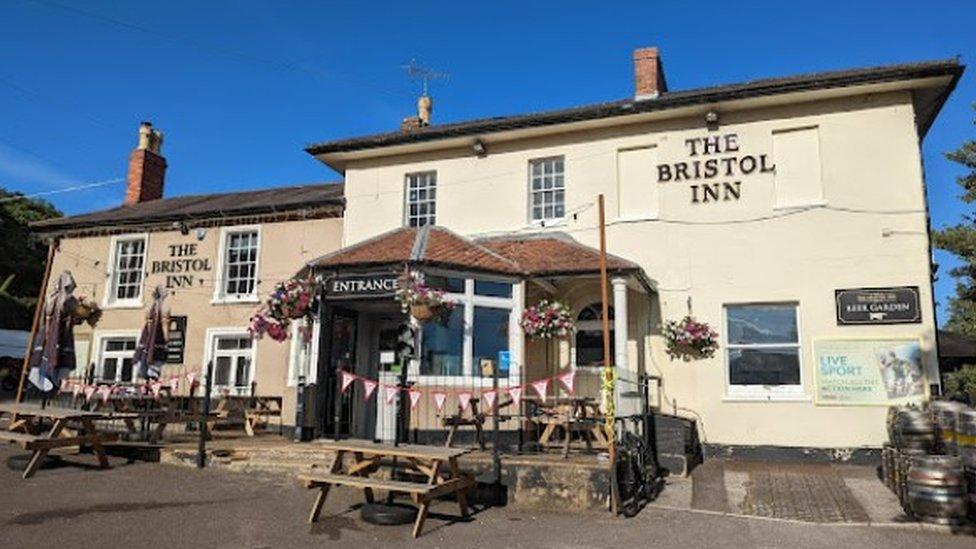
[1,1,974,323]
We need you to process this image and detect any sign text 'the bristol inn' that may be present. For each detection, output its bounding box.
[657,132,775,204]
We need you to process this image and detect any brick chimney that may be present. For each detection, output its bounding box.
[124,121,166,205]
[633,47,667,100]
[400,95,433,133]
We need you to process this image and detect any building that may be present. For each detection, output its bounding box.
[300,49,963,458]
[30,123,344,427]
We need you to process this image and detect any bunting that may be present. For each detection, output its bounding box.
[531,378,550,402]
[384,385,399,404]
[507,386,523,407]
[408,389,423,410]
[433,391,448,412]
[557,371,576,394]
[482,389,497,410]
[362,379,378,401]
[340,371,356,394]
[457,392,472,412]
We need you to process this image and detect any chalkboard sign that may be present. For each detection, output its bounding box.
[835,287,921,325]
[166,316,187,364]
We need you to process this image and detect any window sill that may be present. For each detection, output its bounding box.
[101,301,144,310]
[413,376,513,388]
[211,296,261,305]
[722,394,811,403]
[528,216,567,228]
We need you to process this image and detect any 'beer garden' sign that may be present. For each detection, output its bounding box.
[835,287,921,325]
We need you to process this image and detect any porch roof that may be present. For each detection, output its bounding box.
[305,226,645,281]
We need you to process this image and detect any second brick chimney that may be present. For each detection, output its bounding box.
[124,121,166,205]
[633,47,667,100]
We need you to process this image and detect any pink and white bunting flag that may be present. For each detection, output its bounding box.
[384,385,399,405]
[71,383,82,398]
[531,378,550,402]
[557,371,576,394]
[187,372,197,388]
[362,379,378,401]
[169,376,180,391]
[84,385,97,402]
[98,386,112,404]
[340,371,356,394]
[482,389,497,410]
[433,391,448,412]
[457,392,472,412]
[507,386,523,407]
[150,382,163,399]
[408,389,422,410]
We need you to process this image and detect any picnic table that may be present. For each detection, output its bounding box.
[210,395,282,437]
[529,396,607,457]
[301,440,475,538]
[0,402,117,479]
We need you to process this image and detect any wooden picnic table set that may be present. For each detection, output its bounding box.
[302,439,475,538]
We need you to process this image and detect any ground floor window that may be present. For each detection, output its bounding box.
[575,303,614,367]
[97,336,137,383]
[725,303,802,398]
[208,332,255,395]
[419,275,515,383]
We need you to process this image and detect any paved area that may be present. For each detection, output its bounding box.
[2,446,975,548]
[686,459,907,524]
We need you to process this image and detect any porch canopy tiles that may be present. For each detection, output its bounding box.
[303,225,655,388]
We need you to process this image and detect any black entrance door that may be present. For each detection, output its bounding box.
[318,306,357,438]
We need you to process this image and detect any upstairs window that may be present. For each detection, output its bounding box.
[107,235,146,305]
[529,156,565,222]
[216,227,260,301]
[405,171,437,227]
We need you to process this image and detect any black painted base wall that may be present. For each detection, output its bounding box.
[703,443,882,466]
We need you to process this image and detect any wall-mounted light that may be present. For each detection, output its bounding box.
[195,227,207,241]
[705,110,720,130]
[472,139,487,158]
[179,222,190,236]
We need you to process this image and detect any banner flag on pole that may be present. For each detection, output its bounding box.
[557,371,576,394]
[457,392,472,412]
[531,378,550,402]
[433,391,448,412]
[340,371,356,394]
[482,389,497,410]
[507,386,522,407]
[408,389,422,410]
[362,379,378,401]
[384,385,399,405]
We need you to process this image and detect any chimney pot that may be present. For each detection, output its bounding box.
[633,47,667,100]
[125,121,167,205]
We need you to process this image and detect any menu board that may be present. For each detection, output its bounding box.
[166,316,187,364]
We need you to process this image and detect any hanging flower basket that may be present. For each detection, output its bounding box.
[395,271,456,323]
[249,276,317,342]
[663,315,719,361]
[520,300,575,340]
[72,297,102,327]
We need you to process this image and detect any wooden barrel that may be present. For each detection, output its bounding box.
[930,401,969,455]
[894,408,935,451]
[907,455,967,525]
[965,468,976,523]
[958,409,976,469]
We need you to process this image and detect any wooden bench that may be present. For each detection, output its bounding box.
[0,403,117,478]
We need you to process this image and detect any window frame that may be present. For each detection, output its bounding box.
[203,327,257,396]
[723,302,805,400]
[103,233,149,309]
[213,225,262,304]
[528,155,566,224]
[414,272,522,387]
[404,170,438,228]
[573,303,615,370]
[92,331,140,384]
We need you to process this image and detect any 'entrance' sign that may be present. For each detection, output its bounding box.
[325,273,400,299]
[835,287,921,325]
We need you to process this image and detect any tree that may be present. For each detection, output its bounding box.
[932,103,976,336]
[0,188,62,330]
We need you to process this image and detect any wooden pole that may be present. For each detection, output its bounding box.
[597,195,617,513]
[14,239,58,405]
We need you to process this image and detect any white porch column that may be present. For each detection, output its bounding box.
[612,277,629,371]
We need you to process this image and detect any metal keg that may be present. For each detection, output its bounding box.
[930,401,969,455]
[965,468,976,523]
[958,409,976,469]
[894,408,936,451]
[881,443,895,491]
[898,448,926,512]
[907,454,967,525]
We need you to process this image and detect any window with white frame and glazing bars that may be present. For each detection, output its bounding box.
[724,303,803,398]
[405,171,437,227]
[98,337,137,383]
[222,230,259,298]
[211,334,253,395]
[529,156,565,222]
[110,237,146,303]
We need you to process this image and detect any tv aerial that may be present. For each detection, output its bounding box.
[401,59,449,96]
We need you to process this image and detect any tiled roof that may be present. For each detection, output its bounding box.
[306,59,963,159]
[307,226,642,279]
[31,182,344,233]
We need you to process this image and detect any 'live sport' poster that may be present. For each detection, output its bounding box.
[814,338,927,406]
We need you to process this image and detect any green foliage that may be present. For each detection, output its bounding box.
[0,188,61,329]
[932,103,976,336]
[944,364,976,403]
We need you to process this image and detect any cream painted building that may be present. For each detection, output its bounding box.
[302,50,964,457]
[31,124,344,427]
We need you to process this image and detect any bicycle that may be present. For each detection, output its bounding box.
[612,413,661,517]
